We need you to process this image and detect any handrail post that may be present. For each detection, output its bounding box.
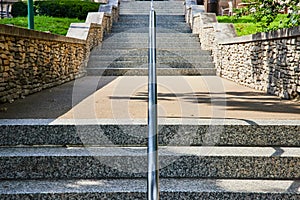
[148,3,159,200]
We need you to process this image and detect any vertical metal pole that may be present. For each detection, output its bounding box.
[27,0,34,29]
[0,0,3,19]
[148,2,159,200]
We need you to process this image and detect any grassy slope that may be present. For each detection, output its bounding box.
[217,14,291,36]
[0,16,84,35]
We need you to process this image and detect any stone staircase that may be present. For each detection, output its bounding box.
[87,0,216,76]
[0,121,299,198]
[0,0,299,199]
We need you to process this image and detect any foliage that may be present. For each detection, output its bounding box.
[11,1,27,17]
[237,0,300,32]
[34,1,100,20]
[217,14,295,36]
[0,16,84,35]
[11,1,100,20]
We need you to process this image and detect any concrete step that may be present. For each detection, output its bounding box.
[87,61,214,69]
[1,124,299,147]
[85,68,216,76]
[116,18,185,23]
[119,3,184,15]
[99,42,200,49]
[117,15,185,21]
[102,36,200,43]
[88,55,213,62]
[0,178,299,199]
[90,48,211,56]
[111,28,192,33]
[119,9,184,12]
[106,32,199,38]
[1,146,299,179]
[119,11,185,15]
[114,20,187,24]
[112,24,190,29]
[86,67,216,76]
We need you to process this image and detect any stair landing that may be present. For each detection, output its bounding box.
[0,76,299,121]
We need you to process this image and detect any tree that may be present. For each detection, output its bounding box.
[239,0,300,31]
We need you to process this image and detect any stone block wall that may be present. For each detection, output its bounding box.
[0,0,120,103]
[218,29,300,99]
[186,1,300,99]
[0,25,86,103]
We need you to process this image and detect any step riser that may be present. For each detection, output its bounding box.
[111,29,192,33]
[2,192,298,200]
[1,178,299,199]
[87,63,215,69]
[111,27,191,31]
[112,23,189,27]
[118,15,185,18]
[1,154,299,179]
[1,192,298,200]
[115,20,186,23]
[86,68,216,76]
[99,44,201,49]
[88,57,213,62]
[90,50,211,56]
[101,38,200,42]
[107,33,199,37]
[1,125,299,147]
[117,18,185,21]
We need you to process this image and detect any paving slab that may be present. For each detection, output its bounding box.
[0,76,299,120]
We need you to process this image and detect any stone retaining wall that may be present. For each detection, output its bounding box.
[218,29,300,99]
[0,0,119,103]
[186,2,300,99]
[0,25,86,103]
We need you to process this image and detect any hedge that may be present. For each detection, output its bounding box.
[11,1,27,17]
[11,0,100,20]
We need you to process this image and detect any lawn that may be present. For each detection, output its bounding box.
[217,14,292,36]
[0,16,84,35]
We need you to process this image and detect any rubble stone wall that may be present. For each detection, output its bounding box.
[186,2,300,99]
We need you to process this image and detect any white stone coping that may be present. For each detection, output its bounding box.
[67,23,101,40]
[85,12,105,24]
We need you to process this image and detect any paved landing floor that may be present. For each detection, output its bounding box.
[1,76,299,121]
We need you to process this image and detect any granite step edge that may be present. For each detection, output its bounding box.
[1,146,300,179]
[0,122,299,147]
[86,68,216,76]
[0,178,299,198]
[1,146,300,157]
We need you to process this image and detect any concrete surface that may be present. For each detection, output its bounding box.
[0,76,299,120]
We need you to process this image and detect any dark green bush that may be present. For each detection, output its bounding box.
[34,1,100,20]
[11,1,27,17]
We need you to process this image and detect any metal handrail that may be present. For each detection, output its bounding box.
[148,1,159,200]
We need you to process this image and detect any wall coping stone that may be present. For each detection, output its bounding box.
[200,13,217,24]
[220,26,300,45]
[66,23,101,40]
[94,0,108,3]
[99,4,113,14]
[108,0,119,7]
[0,24,85,44]
[85,12,105,24]
[185,0,197,8]
[214,23,237,40]
[191,5,205,17]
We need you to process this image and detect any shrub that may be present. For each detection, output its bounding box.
[11,1,27,17]
[34,1,100,20]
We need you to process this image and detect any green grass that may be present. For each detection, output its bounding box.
[0,16,84,35]
[217,14,293,36]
